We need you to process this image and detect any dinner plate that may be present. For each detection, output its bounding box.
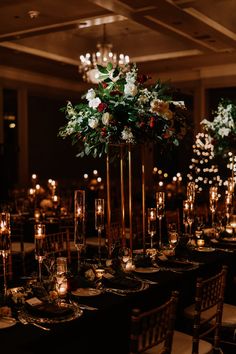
[221,237,236,242]
[19,301,82,324]
[0,317,17,329]
[195,247,215,252]
[134,267,159,274]
[71,288,102,297]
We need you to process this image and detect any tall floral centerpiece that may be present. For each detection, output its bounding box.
[201,99,236,157]
[59,63,188,255]
[59,63,188,158]
[201,99,236,200]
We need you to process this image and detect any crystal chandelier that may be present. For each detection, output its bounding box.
[79,24,130,84]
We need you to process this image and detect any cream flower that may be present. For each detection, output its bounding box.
[124,83,138,96]
[150,99,170,116]
[88,117,99,129]
[86,88,96,101]
[218,127,231,137]
[102,112,111,125]
[88,97,101,109]
[121,127,134,143]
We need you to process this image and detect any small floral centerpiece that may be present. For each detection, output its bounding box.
[201,99,236,157]
[59,63,188,158]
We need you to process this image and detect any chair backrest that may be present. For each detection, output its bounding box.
[130,291,179,354]
[44,230,71,263]
[192,265,227,354]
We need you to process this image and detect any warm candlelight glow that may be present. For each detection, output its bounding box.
[197,239,205,247]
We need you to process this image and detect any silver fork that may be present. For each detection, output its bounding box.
[18,314,51,331]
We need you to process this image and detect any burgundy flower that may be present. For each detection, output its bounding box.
[149,116,155,128]
[102,82,108,88]
[137,74,151,84]
[98,102,108,112]
[101,128,107,137]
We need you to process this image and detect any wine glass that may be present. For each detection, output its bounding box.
[183,200,190,234]
[209,186,218,227]
[95,199,105,266]
[34,223,46,283]
[0,212,11,300]
[147,208,157,250]
[225,193,233,226]
[74,190,86,272]
[187,201,194,237]
[187,181,196,203]
[156,192,165,250]
[168,223,178,250]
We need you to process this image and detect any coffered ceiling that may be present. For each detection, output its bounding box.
[0,0,235,87]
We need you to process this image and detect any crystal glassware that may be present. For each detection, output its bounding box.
[187,181,196,203]
[34,223,46,283]
[225,193,233,226]
[74,190,86,272]
[147,208,157,249]
[95,198,105,266]
[209,186,218,227]
[183,200,190,234]
[156,192,165,250]
[0,212,11,300]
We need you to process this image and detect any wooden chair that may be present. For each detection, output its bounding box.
[184,265,236,352]
[172,266,228,354]
[10,219,34,276]
[44,230,71,263]
[130,291,179,354]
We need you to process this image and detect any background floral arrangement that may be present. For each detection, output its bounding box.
[201,98,236,156]
[59,63,188,158]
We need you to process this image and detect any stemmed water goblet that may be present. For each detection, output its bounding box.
[34,223,46,284]
[74,190,86,272]
[95,198,105,266]
[0,212,11,300]
[156,192,165,250]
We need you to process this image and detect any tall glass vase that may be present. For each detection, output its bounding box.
[0,212,11,301]
[74,190,86,272]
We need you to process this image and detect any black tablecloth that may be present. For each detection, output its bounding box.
[0,248,235,354]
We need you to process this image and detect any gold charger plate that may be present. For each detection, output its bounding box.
[0,317,17,329]
[195,247,215,252]
[71,288,102,297]
[221,237,236,242]
[134,267,159,274]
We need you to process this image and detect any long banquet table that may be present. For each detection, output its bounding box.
[1,246,236,354]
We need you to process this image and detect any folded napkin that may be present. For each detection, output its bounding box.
[102,273,141,290]
[156,258,194,269]
[25,302,73,318]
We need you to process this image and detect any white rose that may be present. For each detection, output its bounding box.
[218,127,231,137]
[124,83,138,96]
[88,97,101,109]
[88,118,99,129]
[102,112,111,125]
[86,88,96,101]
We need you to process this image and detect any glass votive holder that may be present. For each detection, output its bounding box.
[56,257,67,275]
[95,268,105,279]
[197,239,205,247]
[55,275,68,297]
[146,248,157,259]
